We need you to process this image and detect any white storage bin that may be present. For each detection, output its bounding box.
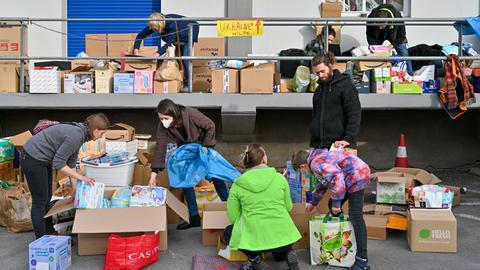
[83,159,138,187]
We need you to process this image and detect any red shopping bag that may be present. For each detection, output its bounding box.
[104,233,160,270]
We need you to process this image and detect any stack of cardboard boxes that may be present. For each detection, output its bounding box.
[364,167,459,253]
[371,67,392,94]
[0,22,28,94]
[192,38,226,92]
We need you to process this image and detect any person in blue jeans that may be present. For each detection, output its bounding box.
[149,99,229,230]
[366,4,413,75]
[133,12,200,87]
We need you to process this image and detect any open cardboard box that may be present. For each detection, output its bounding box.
[387,167,442,188]
[8,130,33,151]
[45,188,189,255]
[202,202,230,246]
[376,172,407,205]
[104,123,135,142]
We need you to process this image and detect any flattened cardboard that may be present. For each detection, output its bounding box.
[408,209,457,253]
[166,189,189,223]
[105,123,135,142]
[45,199,74,218]
[364,215,387,240]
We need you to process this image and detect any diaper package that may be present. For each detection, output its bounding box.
[129,186,167,207]
[74,181,105,209]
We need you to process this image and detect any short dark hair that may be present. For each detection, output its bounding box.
[241,144,266,169]
[292,150,309,171]
[317,25,336,39]
[156,99,185,123]
[312,51,336,67]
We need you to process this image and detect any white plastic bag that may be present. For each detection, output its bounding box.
[414,65,435,82]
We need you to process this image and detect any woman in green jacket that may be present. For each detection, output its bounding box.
[225,144,301,270]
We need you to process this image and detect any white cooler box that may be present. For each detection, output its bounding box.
[83,159,138,187]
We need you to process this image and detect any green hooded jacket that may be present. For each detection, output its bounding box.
[227,165,301,251]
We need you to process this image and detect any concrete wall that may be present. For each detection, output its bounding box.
[0,0,65,57]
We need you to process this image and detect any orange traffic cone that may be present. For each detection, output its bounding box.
[395,133,409,168]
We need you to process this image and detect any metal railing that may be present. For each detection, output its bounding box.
[0,16,477,93]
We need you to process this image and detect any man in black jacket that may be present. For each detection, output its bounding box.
[310,53,361,150]
[366,4,413,75]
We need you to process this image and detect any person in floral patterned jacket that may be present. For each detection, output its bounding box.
[292,148,371,270]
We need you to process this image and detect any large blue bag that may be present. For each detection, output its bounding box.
[454,16,480,37]
[167,143,241,188]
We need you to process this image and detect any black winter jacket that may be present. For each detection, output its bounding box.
[366,4,407,46]
[310,70,361,148]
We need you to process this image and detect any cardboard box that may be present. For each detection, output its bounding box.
[132,151,170,190]
[392,82,423,94]
[8,131,33,151]
[63,71,94,94]
[193,37,225,67]
[372,67,392,81]
[135,134,152,151]
[85,34,107,57]
[211,69,239,94]
[106,33,137,57]
[124,56,157,72]
[364,215,387,240]
[95,69,113,94]
[134,70,153,94]
[0,138,15,162]
[29,68,61,94]
[202,202,230,246]
[45,189,189,255]
[104,123,135,142]
[113,73,134,94]
[240,63,275,94]
[154,80,183,94]
[371,80,391,94]
[78,139,106,159]
[0,161,16,182]
[332,63,347,73]
[290,204,312,249]
[320,2,342,18]
[356,51,391,72]
[0,62,19,93]
[387,167,441,188]
[193,67,212,92]
[280,78,292,93]
[217,235,249,262]
[376,172,407,205]
[28,235,71,270]
[0,23,28,57]
[408,209,457,253]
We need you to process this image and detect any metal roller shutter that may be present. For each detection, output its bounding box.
[67,0,161,56]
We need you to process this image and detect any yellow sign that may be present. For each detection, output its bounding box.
[217,19,264,37]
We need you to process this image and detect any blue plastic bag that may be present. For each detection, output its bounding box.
[167,143,240,188]
[454,16,480,37]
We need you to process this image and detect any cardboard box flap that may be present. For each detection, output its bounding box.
[204,202,227,211]
[203,211,230,230]
[9,131,33,148]
[112,122,134,132]
[73,207,167,234]
[364,215,388,228]
[375,204,408,217]
[376,172,406,184]
[44,199,74,218]
[137,151,152,166]
[409,208,456,221]
[166,189,189,223]
[388,167,438,185]
[363,204,376,214]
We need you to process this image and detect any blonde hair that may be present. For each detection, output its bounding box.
[148,12,166,33]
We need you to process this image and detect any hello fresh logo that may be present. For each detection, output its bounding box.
[419,228,451,240]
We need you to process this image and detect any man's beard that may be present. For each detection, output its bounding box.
[318,70,333,83]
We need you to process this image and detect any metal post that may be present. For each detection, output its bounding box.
[19,20,26,93]
[458,25,463,56]
[324,21,329,54]
[188,24,194,93]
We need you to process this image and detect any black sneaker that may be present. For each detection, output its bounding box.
[242,256,272,270]
[286,251,299,270]
[176,215,201,230]
[350,256,370,270]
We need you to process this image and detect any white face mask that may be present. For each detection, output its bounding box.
[161,119,173,129]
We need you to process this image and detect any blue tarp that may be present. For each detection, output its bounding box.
[454,16,480,37]
[167,143,241,188]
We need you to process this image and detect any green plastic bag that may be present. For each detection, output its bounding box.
[0,180,15,189]
[292,66,311,93]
